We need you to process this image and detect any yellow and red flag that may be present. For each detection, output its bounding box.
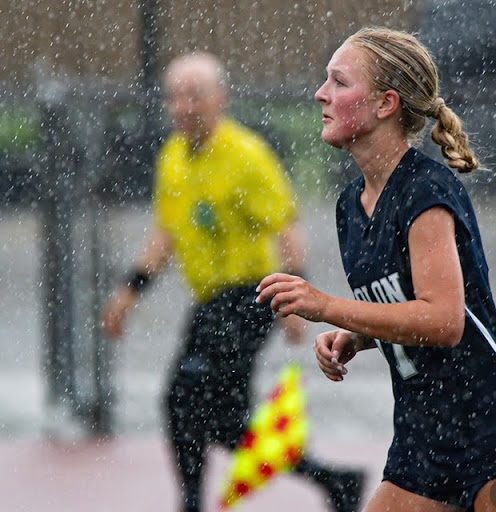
[219,363,308,509]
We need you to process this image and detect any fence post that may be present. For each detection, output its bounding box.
[36,83,115,437]
[36,88,79,435]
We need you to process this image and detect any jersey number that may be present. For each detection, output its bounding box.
[376,340,418,380]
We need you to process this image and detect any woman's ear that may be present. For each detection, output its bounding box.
[376,89,402,120]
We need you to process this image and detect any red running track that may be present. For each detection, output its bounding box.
[0,434,390,511]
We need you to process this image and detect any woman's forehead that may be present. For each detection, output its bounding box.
[327,42,366,73]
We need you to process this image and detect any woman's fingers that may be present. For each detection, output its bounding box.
[257,272,291,291]
[315,350,348,379]
[314,330,350,381]
[256,274,316,321]
[257,274,328,322]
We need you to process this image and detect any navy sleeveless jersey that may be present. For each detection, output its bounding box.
[336,148,496,493]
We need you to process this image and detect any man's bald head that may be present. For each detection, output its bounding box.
[165,52,228,93]
[163,52,229,146]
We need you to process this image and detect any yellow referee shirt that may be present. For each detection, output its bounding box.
[153,118,297,303]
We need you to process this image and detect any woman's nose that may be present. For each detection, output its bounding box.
[314,84,327,103]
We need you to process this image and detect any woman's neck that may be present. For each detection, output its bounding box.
[352,134,410,194]
[350,133,410,217]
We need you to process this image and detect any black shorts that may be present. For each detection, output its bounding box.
[383,433,496,511]
[383,474,494,511]
[164,284,275,447]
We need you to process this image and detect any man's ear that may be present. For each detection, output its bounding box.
[376,89,402,120]
[217,87,230,112]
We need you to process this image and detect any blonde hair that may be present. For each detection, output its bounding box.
[347,27,479,173]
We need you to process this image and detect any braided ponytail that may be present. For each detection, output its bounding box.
[429,98,479,173]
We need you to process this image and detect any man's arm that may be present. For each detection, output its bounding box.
[278,219,308,344]
[278,219,306,277]
[101,226,174,339]
[133,226,175,278]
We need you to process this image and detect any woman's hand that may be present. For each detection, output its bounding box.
[256,272,330,322]
[313,329,361,382]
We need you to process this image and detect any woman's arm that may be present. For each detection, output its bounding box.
[257,206,465,348]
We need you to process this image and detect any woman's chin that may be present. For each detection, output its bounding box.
[322,134,344,149]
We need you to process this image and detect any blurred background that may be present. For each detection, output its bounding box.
[0,0,495,508]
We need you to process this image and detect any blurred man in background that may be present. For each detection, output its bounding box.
[101,51,364,512]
